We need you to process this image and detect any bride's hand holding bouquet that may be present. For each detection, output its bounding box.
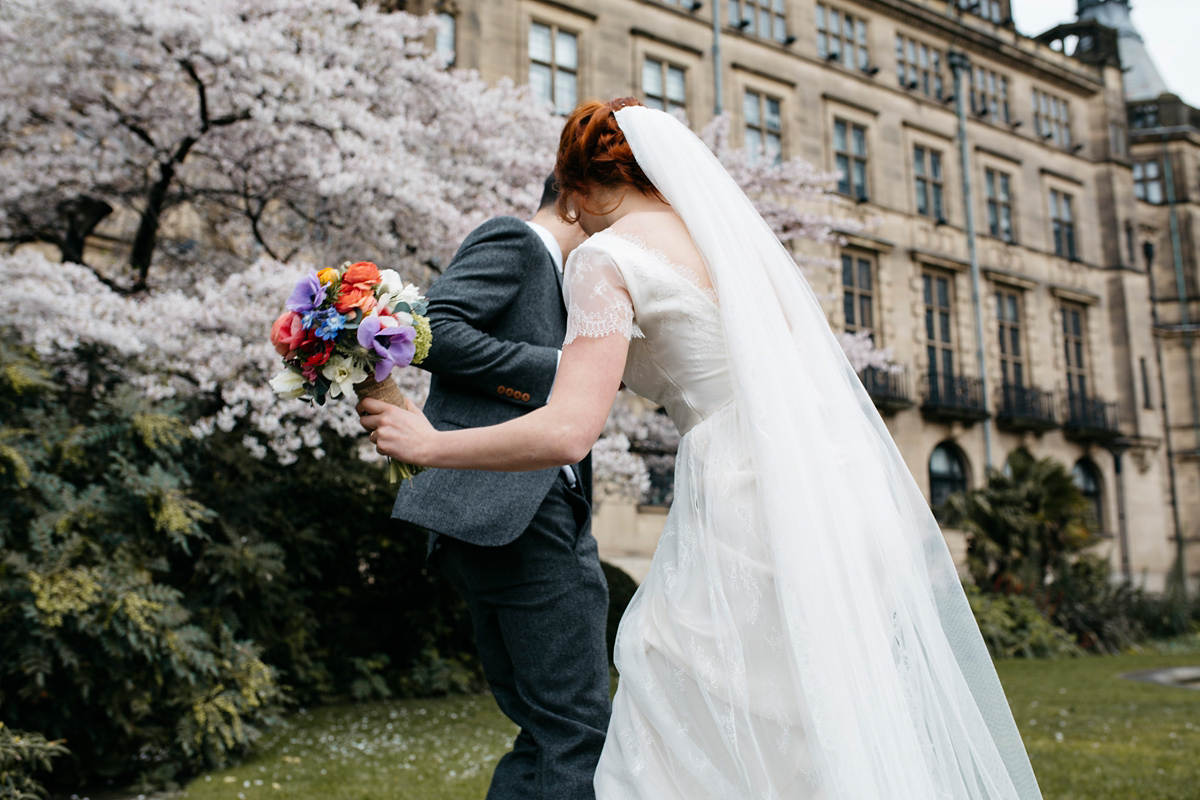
[267,260,431,481]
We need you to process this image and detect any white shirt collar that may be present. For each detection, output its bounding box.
[526,220,564,274]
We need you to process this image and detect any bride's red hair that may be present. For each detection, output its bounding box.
[554,97,664,222]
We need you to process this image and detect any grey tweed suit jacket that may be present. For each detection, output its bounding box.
[391,216,584,546]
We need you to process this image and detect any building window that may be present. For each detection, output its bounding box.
[834,119,868,199]
[529,21,577,115]
[930,442,968,516]
[996,288,1025,388]
[895,35,944,99]
[744,90,782,164]
[1072,459,1103,530]
[1133,158,1165,204]
[971,67,1010,124]
[816,4,868,70]
[1062,301,1089,400]
[924,270,955,381]
[435,12,456,66]
[731,0,788,43]
[1125,220,1136,264]
[1033,89,1072,149]
[1049,189,1076,260]
[985,168,1014,242]
[842,252,876,340]
[956,0,1003,23]
[643,58,686,114]
[913,145,945,221]
[1129,103,1159,131]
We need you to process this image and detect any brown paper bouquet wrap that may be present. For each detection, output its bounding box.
[354,374,426,483]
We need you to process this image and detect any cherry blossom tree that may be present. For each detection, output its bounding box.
[0,0,558,293]
[0,0,889,502]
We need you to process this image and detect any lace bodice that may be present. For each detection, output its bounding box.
[563,230,733,435]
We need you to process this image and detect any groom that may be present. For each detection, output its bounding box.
[386,177,609,800]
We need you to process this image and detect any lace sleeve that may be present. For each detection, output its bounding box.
[562,244,638,346]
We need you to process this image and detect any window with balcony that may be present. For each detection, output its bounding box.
[435,12,456,66]
[842,252,876,340]
[895,35,944,99]
[1062,301,1089,400]
[996,288,1024,389]
[834,118,868,199]
[816,4,868,70]
[985,168,1014,242]
[913,145,945,221]
[1033,89,1072,149]
[643,58,686,114]
[529,22,578,115]
[744,90,782,164]
[924,269,955,382]
[1049,189,1076,260]
[1133,158,1165,204]
[731,0,787,43]
[971,67,1010,124]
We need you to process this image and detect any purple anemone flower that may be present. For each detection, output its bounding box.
[357,314,417,382]
[286,272,327,313]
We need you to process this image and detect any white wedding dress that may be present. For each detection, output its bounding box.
[563,107,1043,800]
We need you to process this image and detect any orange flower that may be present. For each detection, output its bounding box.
[334,287,377,314]
[335,261,382,314]
[342,261,381,289]
[316,267,338,285]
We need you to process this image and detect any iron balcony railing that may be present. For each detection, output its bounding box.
[995,384,1059,432]
[858,366,915,413]
[1063,393,1121,440]
[920,372,989,423]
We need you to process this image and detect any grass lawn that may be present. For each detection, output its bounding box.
[179,651,1199,800]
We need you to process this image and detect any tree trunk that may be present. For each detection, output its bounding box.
[56,196,113,265]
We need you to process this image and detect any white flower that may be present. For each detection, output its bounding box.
[321,355,367,399]
[377,270,421,311]
[269,369,307,399]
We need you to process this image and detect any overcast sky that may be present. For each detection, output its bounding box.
[1009,0,1199,107]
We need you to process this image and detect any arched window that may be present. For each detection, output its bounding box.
[929,442,968,517]
[1003,447,1033,478]
[1072,459,1104,531]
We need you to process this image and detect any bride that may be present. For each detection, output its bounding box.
[359,97,1043,800]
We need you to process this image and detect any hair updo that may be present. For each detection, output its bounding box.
[554,97,664,222]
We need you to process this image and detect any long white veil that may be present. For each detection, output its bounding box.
[614,105,1041,799]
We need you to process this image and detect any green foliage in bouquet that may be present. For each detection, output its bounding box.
[0,343,285,787]
[0,723,68,800]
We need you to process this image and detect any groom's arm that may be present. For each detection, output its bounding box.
[420,219,558,408]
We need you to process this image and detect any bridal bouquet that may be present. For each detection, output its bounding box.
[268,261,431,481]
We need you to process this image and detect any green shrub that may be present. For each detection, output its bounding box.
[0,346,285,787]
[964,583,1080,659]
[0,341,482,790]
[0,724,68,800]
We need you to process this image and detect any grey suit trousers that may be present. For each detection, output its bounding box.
[433,471,610,800]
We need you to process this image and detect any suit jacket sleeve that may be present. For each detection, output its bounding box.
[420,220,559,407]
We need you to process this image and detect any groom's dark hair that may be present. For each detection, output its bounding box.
[537,174,560,211]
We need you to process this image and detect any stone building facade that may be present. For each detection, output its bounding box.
[409,0,1196,587]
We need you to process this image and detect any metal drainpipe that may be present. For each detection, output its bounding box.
[712,3,723,116]
[948,51,994,470]
[1145,240,1188,599]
